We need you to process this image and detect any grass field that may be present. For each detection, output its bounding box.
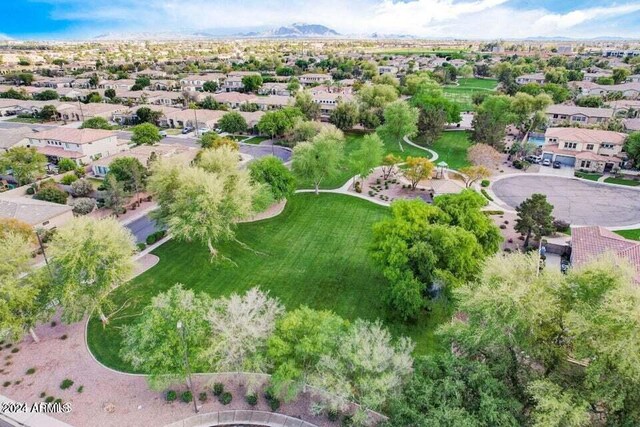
[87,194,451,372]
[242,136,270,145]
[614,229,640,240]
[296,132,433,190]
[372,48,467,56]
[415,131,472,170]
[442,78,498,112]
[6,117,43,123]
[604,177,640,187]
[574,172,602,181]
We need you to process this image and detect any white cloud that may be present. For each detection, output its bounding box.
[32,0,640,38]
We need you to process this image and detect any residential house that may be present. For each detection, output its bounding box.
[571,226,640,283]
[91,144,197,177]
[250,95,293,111]
[258,82,290,96]
[0,196,73,230]
[26,128,121,166]
[515,73,546,85]
[299,73,332,85]
[603,49,640,58]
[377,65,399,75]
[311,91,355,118]
[545,105,613,125]
[541,127,627,172]
[0,127,37,152]
[212,92,256,109]
[179,73,225,92]
[570,81,640,100]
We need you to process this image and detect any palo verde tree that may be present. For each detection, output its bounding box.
[49,217,137,325]
[377,100,419,152]
[348,133,384,185]
[291,127,345,194]
[120,283,211,388]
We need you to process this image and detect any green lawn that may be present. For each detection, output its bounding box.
[442,78,498,111]
[604,177,640,187]
[416,131,472,170]
[614,229,640,240]
[242,136,270,145]
[6,117,43,123]
[296,132,433,190]
[574,171,602,181]
[87,194,450,372]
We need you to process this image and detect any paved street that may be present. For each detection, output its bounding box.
[125,215,160,243]
[492,175,640,226]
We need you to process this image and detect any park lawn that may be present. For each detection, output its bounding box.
[454,78,498,90]
[421,131,472,170]
[372,48,466,56]
[296,132,432,190]
[87,193,450,372]
[614,229,640,240]
[604,177,640,187]
[442,78,497,111]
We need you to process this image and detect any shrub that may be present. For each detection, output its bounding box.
[50,321,56,327]
[71,198,96,215]
[53,398,62,404]
[480,179,490,187]
[198,392,207,402]
[500,224,507,229]
[60,379,74,390]
[354,181,362,193]
[328,409,339,421]
[146,234,158,245]
[60,173,78,185]
[165,390,177,402]
[212,382,224,396]
[553,219,570,233]
[60,334,67,340]
[136,242,146,251]
[26,368,36,375]
[71,179,93,197]
[39,392,46,398]
[219,391,232,405]
[44,396,54,403]
[481,189,493,201]
[181,391,193,403]
[34,186,68,205]
[57,158,77,173]
[10,348,18,353]
[77,385,83,393]
[26,186,35,195]
[2,381,10,387]
[268,396,280,411]
[245,393,258,406]
[483,210,504,216]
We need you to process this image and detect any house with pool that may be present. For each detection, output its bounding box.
[545,105,613,126]
[540,127,627,173]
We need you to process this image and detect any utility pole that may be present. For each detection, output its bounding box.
[176,321,198,414]
[36,229,53,279]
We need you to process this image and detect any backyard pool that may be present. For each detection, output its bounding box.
[527,136,546,146]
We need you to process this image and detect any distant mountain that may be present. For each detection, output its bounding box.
[257,23,340,38]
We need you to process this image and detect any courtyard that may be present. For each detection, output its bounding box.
[491,175,640,227]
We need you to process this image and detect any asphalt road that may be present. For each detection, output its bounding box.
[492,175,640,226]
[125,215,160,244]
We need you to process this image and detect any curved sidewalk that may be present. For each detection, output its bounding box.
[402,135,439,161]
[165,410,317,427]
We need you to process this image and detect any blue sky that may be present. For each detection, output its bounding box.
[4,0,640,39]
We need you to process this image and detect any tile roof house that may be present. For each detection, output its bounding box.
[571,226,640,283]
[541,127,627,173]
[545,105,613,125]
[27,128,120,166]
[515,73,546,85]
[0,126,37,152]
[0,196,73,230]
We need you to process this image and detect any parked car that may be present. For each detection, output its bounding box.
[542,159,551,166]
[526,155,542,164]
[181,127,193,134]
[159,130,167,137]
[553,161,562,169]
[197,127,209,134]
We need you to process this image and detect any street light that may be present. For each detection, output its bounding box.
[176,320,198,413]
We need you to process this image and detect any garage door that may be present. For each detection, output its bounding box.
[554,155,576,167]
[542,153,554,162]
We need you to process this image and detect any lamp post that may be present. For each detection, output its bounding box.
[176,320,198,414]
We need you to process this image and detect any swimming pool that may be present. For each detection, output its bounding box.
[527,136,546,146]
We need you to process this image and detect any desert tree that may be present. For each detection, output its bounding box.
[403,156,434,190]
[291,128,345,194]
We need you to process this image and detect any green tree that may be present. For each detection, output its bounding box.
[131,123,161,146]
[403,156,434,190]
[38,105,58,121]
[249,156,296,201]
[411,86,460,144]
[294,91,320,121]
[104,88,116,99]
[377,100,419,152]
[103,174,127,216]
[33,89,59,101]
[202,81,218,93]
[0,147,47,185]
[348,133,384,184]
[624,132,640,168]
[528,380,590,427]
[268,306,349,400]
[49,217,136,325]
[56,158,77,173]
[257,109,299,139]
[80,116,112,130]
[120,284,211,387]
[218,111,248,134]
[0,232,51,343]
[514,193,555,248]
[386,354,522,427]
[135,107,162,124]
[329,101,359,131]
[471,95,514,149]
[241,74,264,92]
[291,128,345,194]
[106,157,147,192]
[612,68,630,84]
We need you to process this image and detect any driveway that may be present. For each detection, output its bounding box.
[491,175,640,226]
[125,215,161,243]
